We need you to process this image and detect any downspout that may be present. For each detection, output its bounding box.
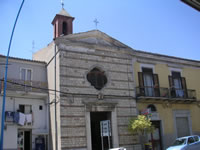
[54,42,58,150]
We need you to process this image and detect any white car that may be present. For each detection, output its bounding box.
[109,147,126,150]
[166,135,200,150]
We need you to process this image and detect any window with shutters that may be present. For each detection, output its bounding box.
[20,68,32,81]
[20,68,32,90]
[19,104,32,114]
[138,67,160,97]
[169,71,187,98]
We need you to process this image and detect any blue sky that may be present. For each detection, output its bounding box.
[0,0,199,60]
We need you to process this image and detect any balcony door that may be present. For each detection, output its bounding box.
[169,71,187,98]
[143,68,154,96]
[138,68,159,97]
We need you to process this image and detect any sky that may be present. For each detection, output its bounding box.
[0,0,200,60]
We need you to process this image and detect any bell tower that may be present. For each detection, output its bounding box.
[52,8,75,39]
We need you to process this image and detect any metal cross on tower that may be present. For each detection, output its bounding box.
[61,0,64,8]
[94,18,99,29]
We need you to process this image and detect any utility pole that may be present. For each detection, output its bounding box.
[0,1,25,150]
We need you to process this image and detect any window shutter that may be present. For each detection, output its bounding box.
[153,74,159,87]
[138,72,144,87]
[181,77,188,98]
[169,75,176,97]
[181,77,187,89]
[138,72,145,96]
[153,74,160,97]
[168,76,173,88]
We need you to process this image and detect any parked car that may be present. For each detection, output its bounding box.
[166,135,200,150]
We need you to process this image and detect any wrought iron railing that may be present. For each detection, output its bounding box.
[169,88,196,99]
[136,86,169,98]
[136,86,196,99]
[0,78,48,93]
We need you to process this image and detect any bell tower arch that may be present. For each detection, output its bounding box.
[51,8,74,39]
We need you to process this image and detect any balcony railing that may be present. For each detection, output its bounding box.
[169,88,196,99]
[136,86,169,98]
[0,78,48,93]
[136,86,196,100]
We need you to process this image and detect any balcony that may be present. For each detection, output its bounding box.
[169,88,196,99]
[0,78,48,93]
[5,111,33,126]
[136,86,196,101]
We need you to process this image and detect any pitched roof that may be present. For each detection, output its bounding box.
[58,8,72,17]
[0,54,46,64]
[54,30,200,65]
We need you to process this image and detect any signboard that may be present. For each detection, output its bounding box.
[100,120,111,137]
[100,120,111,150]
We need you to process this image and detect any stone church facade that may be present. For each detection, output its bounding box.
[33,8,140,150]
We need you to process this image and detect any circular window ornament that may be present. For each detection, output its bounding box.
[87,68,107,90]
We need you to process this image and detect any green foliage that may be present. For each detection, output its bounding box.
[128,115,154,135]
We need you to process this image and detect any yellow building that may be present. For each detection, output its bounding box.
[133,51,200,150]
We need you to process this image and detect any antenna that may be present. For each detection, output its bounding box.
[30,40,35,55]
[94,18,99,29]
[32,40,35,51]
[61,0,64,8]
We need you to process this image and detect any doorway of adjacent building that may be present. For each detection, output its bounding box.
[18,130,31,150]
[90,112,112,150]
[148,121,163,150]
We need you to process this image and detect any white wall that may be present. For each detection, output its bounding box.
[0,95,48,150]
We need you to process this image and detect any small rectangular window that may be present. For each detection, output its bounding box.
[19,105,32,114]
[39,105,43,110]
[20,68,32,81]
[19,105,25,113]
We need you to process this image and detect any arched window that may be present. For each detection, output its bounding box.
[147,104,157,112]
[62,22,68,35]
[87,68,107,90]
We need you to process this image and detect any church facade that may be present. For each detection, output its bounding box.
[33,8,200,150]
[33,9,140,150]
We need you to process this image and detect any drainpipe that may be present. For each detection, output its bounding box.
[54,42,58,150]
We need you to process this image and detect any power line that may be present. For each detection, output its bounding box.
[0,79,134,99]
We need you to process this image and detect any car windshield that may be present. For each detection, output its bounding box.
[172,138,186,146]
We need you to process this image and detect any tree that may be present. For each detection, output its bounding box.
[128,115,154,150]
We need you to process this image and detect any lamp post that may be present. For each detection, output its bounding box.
[0,1,25,150]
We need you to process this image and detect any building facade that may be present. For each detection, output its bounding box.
[33,8,140,150]
[0,55,49,150]
[133,51,200,150]
[32,7,200,150]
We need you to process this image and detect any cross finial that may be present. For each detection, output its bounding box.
[94,18,99,29]
[61,0,64,8]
